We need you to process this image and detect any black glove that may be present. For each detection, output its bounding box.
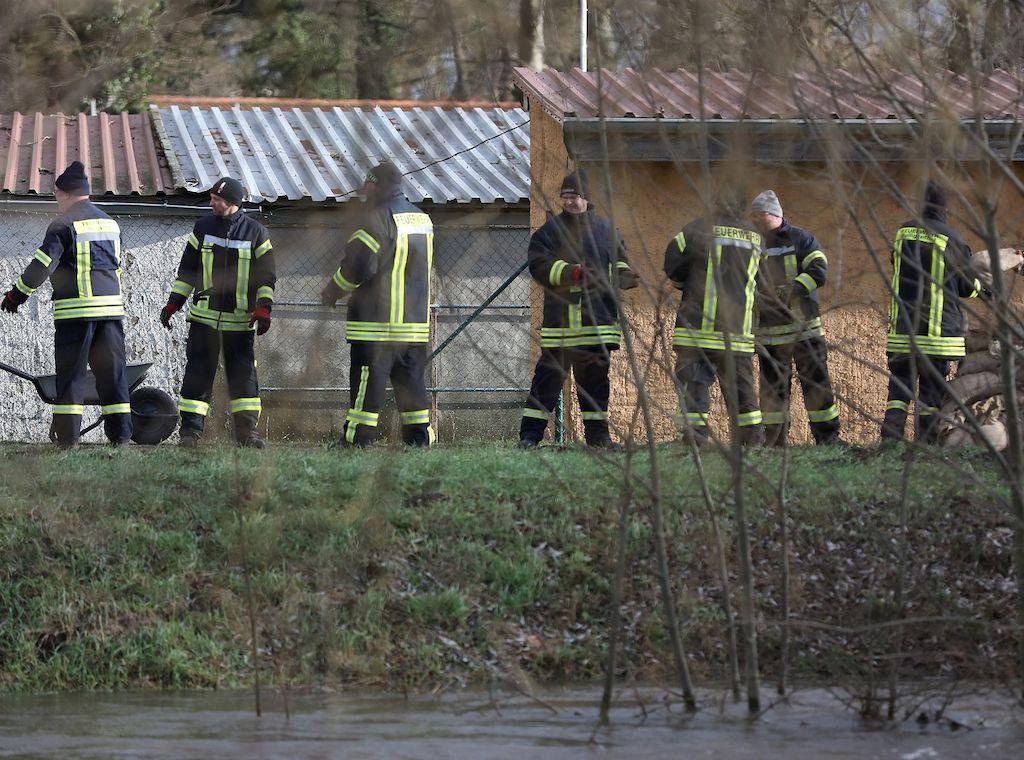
[618,268,639,290]
[1,289,20,313]
[321,281,343,307]
[159,302,179,329]
[775,283,793,305]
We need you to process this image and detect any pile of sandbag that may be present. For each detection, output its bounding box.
[938,248,1023,451]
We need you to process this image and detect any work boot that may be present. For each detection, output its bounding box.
[517,437,540,449]
[237,435,265,449]
[587,437,622,451]
[178,431,200,448]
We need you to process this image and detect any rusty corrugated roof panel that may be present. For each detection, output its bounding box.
[512,67,1024,121]
[152,101,531,204]
[0,111,175,197]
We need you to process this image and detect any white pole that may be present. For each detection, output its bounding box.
[580,0,588,71]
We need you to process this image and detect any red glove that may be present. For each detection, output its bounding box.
[571,265,585,285]
[1,289,20,313]
[250,304,272,335]
[159,302,179,329]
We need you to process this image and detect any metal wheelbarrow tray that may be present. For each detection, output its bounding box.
[0,360,178,445]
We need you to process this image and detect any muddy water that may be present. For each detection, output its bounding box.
[0,686,1021,759]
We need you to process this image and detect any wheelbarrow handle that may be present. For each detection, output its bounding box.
[0,360,39,383]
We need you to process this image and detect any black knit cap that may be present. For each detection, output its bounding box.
[923,179,947,211]
[560,168,591,199]
[54,160,90,195]
[364,162,403,192]
[211,176,245,206]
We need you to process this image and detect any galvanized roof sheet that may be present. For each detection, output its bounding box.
[0,111,175,197]
[512,67,1024,121]
[151,101,531,204]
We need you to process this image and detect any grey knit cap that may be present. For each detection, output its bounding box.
[751,189,783,217]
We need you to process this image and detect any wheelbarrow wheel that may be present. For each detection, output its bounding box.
[130,387,178,445]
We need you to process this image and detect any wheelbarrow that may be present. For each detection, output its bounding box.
[0,360,178,445]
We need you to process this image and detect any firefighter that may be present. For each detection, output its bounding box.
[1,160,132,448]
[159,177,276,448]
[320,161,435,447]
[664,190,764,447]
[517,169,638,450]
[881,180,981,443]
[750,190,841,446]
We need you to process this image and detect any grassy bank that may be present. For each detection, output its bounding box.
[0,442,1017,693]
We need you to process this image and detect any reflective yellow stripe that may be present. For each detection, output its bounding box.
[737,411,763,427]
[522,408,549,421]
[170,279,193,297]
[102,403,131,415]
[33,248,52,266]
[235,243,252,313]
[200,243,214,295]
[229,397,262,414]
[807,405,839,423]
[187,305,253,331]
[53,404,85,415]
[919,406,939,417]
[795,272,816,293]
[390,231,408,324]
[348,229,381,253]
[254,239,273,258]
[672,328,755,353]
[76,240,92,298]
[802,250,826,269]
[928,239,947,338]
[332,270,360,291]
[346,321,429,343]
[969,278,981,298]
[345,366,372,444]
[889,237,902,333]
[73,219,119,234]
[581,411,608,420]
[701,245,718,332]
[886,400,909,412]
[400,409,431,425]
[188,232,200,249]
[683,411,708,427]
[762,411,787,425]
[674,232,686,251]
[743,244,760,336]
[14,277,35,296]
[886,333,965,356]
[549,260,569,286]
[178,397,210,416]
[256,285,274,302]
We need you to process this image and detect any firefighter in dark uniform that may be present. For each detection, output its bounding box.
[517,170,638,449]
[664,192,764,447]
[750,190,841,446]
[159,177,276,448]
[881,180,980,443]
[320,162,435,447]
[2,160,132,448]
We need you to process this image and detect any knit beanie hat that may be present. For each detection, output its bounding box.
[560,169,591,199]
[210,177,245,206]
[751,189,783,217]
[923,180,947,213]
[54,160,90,195]
[364,162,403,192]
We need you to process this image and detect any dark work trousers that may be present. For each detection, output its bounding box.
[340,341,432,446]
[519,346,612,445]
[881,353,951,443]
[757,337,840,446]
[178,323,260,442]
[52,319,132,445]
[673,347,764,446]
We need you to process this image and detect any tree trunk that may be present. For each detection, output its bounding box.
[518,0,546,70]
[355,0,392,100]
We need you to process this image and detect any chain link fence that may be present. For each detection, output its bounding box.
[0,204,532,443]
[257,213,532,442]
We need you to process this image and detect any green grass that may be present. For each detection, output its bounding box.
[0,441,1017,692]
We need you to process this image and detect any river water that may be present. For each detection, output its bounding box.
[1,686,1021,759]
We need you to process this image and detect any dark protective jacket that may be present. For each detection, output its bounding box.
[330,189,433,343]
[527,209,633,349]
[887,209,980,358]
[10,199,124,321]
[168,210,276,332]
[664,215,762,354]
[756,220,828,345]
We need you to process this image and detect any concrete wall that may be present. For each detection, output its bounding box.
[527,110,1024,444]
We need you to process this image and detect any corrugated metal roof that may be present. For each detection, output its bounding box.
[0,112,175,197]
[512,67,1024,121]
[151,101,531,204]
